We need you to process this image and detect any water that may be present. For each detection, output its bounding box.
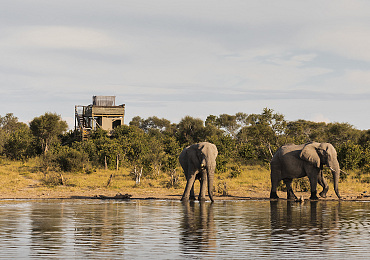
[0,199,369,259]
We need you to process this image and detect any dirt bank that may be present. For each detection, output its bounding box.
[0,186,368,201]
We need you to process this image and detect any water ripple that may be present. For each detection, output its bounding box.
[0,200,369,259]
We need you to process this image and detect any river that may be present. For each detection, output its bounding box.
[0,199,369,259]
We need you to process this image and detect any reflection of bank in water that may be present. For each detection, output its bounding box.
[180,202,216,255]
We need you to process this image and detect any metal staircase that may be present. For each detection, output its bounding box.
[75,106,90,141]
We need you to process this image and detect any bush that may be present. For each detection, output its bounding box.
[230,165,242,178]
[292,177,310,192]
[359,142,370,173]
[216,155,228,173]
[55,146,89,172]
[41,172,65,186]
[337,141,362,170]
[4,127,34,160]
[238,142,258,163]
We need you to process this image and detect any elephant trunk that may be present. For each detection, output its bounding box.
[207,165,215,202]
[329,160,341,199]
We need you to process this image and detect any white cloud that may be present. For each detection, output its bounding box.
[311,114,331,124]
[1,1,370,130]
[303,25,370,62]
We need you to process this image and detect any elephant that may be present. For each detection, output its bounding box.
[179,142,218,202]
[270,142,341,200]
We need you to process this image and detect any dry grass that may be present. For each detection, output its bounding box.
[0,158,368,199]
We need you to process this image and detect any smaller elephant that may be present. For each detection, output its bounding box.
[270,142,341,200]
[179,142,218,202]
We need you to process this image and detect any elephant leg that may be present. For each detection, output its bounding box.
[181,170,198,201]
[318,171,329,198]
[284,179,298,200]
[198,170,207,201]
[270,164,281,199]
[190,185,196,201]
[308,173,319,200]
[304,165,319,200]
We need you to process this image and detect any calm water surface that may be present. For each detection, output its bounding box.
[0,199,369,259]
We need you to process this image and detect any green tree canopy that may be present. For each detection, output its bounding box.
[29,112,68,154]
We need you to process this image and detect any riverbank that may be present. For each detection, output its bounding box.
[0,159,369,201]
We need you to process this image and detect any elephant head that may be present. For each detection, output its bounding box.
[300,142,341,199]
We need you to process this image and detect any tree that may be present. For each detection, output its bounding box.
[0,113,25,133]
[177,116,206,145]
[0,113,27,154]
[237,108,287,160]
[29,113,68,154]
[4,124,34,160]
[326,122,361,147]
[215,114,239,137]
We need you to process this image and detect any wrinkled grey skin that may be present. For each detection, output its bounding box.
[270,142,341,200]
[179,142,218,202]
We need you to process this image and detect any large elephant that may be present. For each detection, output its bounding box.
[270,142,341,200]
[179,142,218,202]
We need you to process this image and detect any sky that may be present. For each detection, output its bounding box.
[1,1,370,130]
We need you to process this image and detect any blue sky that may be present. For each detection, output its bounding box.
[1,1,370,130]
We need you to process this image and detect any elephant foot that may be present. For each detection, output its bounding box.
[295,196,304,203]
[319,191,327,198]
[270,192,279,199]
[310,192,319,200]
[287,190,298,200]
[198,196,206,201]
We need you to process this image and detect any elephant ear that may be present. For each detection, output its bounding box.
[187,146,201,167]
[300,144,320,168]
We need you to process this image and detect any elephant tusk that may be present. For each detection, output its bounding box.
[329,167,349,175]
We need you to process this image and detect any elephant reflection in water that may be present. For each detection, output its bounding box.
[270,201,340,239]
[180,201,216,254]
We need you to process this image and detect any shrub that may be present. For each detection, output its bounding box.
[337,141,362,170]
[216,155,228,173]
[41,172,65,186]
[230,165,242,178]
[238,142,258,162]
[4,127,34,160]
[56,147,89,172]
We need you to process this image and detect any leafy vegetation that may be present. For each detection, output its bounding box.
[1,109,370,190]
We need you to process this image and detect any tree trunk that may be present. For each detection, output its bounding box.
[59,173,65,185]
[266,143,273,158]
[44,141,49,154]
[107,173,114,187]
